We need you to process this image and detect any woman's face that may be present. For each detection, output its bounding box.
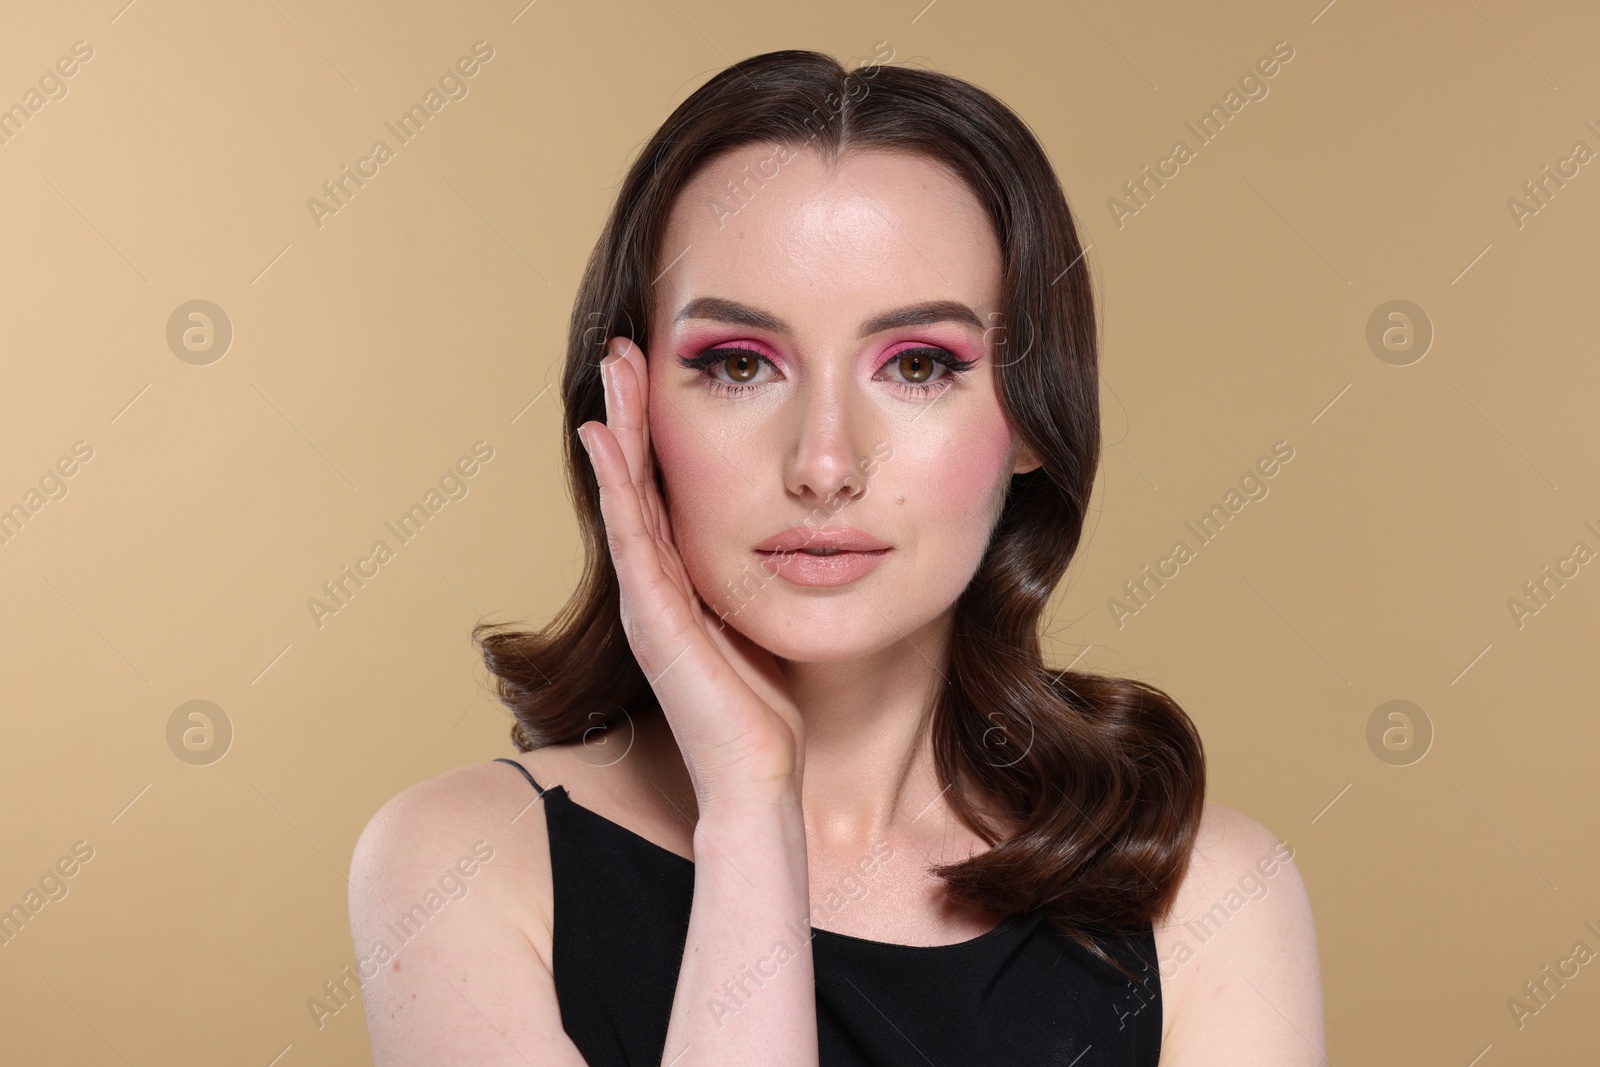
[644,145,1039,662]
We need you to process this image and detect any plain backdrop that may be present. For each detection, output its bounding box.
[2,0,1597,1063]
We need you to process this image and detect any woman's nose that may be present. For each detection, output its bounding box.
[782,379,871,506]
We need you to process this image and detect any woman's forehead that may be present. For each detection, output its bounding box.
[668,144,992,249]
[655,148,1002,334]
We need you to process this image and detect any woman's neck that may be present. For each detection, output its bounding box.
[779,625,957,858]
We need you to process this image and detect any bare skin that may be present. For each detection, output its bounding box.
[349,728,1322,1063]
[348,145,1324,1065]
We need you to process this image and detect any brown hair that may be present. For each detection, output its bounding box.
[473,48,1205,980]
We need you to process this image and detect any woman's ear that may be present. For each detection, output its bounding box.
[1011,439,1043,475]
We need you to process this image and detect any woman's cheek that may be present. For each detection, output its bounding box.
[648,406,735,590]
[912,420,1014,527]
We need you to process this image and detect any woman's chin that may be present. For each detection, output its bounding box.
[713,604,910,665]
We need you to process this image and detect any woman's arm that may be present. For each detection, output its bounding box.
[348,769,590,1066]
[1156,801,1326,1065]
[348,761,819,1066]
[660,783,818,1064]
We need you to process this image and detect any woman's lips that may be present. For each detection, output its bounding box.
[753,546,891,587]
[753,526,892,553]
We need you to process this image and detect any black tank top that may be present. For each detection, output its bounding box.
[495,757,1162,1066]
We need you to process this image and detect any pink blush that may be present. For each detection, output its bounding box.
[645,378,722,524]
[912,415,1016,516]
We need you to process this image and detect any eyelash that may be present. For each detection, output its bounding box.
[676,346,978,400]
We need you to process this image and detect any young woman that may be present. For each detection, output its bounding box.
[349,49,1323,1066]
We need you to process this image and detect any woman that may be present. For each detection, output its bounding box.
[350,48,1323,1065]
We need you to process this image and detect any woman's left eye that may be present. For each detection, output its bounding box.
[879,347,978,392]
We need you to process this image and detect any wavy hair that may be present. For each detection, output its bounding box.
[473,48,1205,980]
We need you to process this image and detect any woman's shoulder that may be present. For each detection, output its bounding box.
[349,735,688,935]
[345,749,609,1062]
[353,742,606,854]
[1152,799,1324,1063]
[353,749,565,857]
[348,752,570,943]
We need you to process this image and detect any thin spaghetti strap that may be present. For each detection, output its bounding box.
[493,756,546,796]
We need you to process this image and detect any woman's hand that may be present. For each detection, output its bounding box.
[577,336,806,808]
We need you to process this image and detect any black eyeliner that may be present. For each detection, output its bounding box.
[676,345,976,374]
[902,346,979,373]
[675,346,769,371]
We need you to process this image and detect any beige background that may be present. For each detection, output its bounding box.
[2,0,1597,1062]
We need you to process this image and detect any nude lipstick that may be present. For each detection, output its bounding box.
[753,526,892,588]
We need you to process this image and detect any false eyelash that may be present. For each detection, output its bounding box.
[676,345,978,400]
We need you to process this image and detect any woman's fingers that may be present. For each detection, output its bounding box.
[583,419,756,772]
[580,423,669,614]
[616,338,655,490]
[588,339,681,625]
[607,337,678,565]
[600,338,654,506]
[580,416,706,680]
[578,420,646,558]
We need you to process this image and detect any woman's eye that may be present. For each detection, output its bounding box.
[879,347,977,393]
[887,349,942,384]
[717,349,763,383]
[672,346,775,394]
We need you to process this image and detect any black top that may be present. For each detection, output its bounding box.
[495,757,1162,1066]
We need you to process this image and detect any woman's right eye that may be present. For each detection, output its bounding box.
[675,347,778,395]
[709,348,765,383]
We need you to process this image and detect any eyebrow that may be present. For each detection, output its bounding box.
[673,296,986,338]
